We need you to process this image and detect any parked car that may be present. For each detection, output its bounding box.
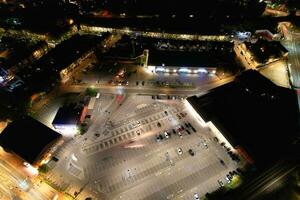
[226,175,231,183]
[172,129,176,134]
[178,131,183,138]
[156,135,161,142]
[188,149,195,156]
[220,159,225,165]
[184,123,189,128]
[218,179,224,187]
[194,193,200,200]
[177,147,183,155]
[164,131,169,139]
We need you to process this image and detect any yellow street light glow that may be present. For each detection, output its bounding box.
[24,163,39,176]
[68,19,74,25]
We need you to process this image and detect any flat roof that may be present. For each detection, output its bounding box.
[187,70,300,167]
[148,50,236,67]
[142,38,237,67]
[245,39,288,64]
[0,36,47,70]
[33,34,101,72]
[52,104,82,126]
[17,34,107,93]
[0,116,61,164]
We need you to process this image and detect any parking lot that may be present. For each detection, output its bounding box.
[68,95,243,200]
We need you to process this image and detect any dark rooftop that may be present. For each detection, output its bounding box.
[0,116,61,164]
[0,36,47,70]
[147,39,237,68]
[148,50,236,68]
[52,104,82,126]
[245,39,288,64]
[105,36,239,69]
[17,34,106,93]
[187,70,300,168]
[33,34,101,72]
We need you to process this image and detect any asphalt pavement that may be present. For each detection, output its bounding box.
[47,95,242,200]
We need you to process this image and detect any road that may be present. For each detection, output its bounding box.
[228,161,298,200]
[0,154,59,200]
[281,26,300,110]
[62,76,234,96]
[282,32,300,88]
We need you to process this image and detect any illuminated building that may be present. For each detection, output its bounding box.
[52,104,85,132]
[234,39,288,69]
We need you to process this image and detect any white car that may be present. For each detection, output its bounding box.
[194,193,200,200]
[177,130,183,138]
[164,131,169,139]
[226,176,231,183]
[177,147,183,155]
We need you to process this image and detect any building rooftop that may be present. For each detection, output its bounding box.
[244,39,288,64]
[52,104,83,126]
[17,34,106,93]
[33,34,100,72]
[187,70,300,167]
[0,116,61,164]
[0,36,47,70]
[140,38,232,66]
[104,36,239,69]
[148,49,236,68]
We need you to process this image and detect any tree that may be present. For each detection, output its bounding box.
[38,164,50,174]
[85,87,97,97]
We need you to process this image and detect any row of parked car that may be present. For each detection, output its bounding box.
[218,169,241,188]
[175,147,195,156]
[155,122,197,142]
[220,142,241,162]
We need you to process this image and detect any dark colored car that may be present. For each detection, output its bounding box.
[191,127,197,132]
[52,157,59,162]
[159,134,163,140]
[220,159,225,165]
[85,115,91,119]
[157,122,161,127]
[185,123,189,128]
[188,149,195,156]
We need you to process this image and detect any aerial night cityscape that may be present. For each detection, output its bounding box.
[0,0,300,200]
